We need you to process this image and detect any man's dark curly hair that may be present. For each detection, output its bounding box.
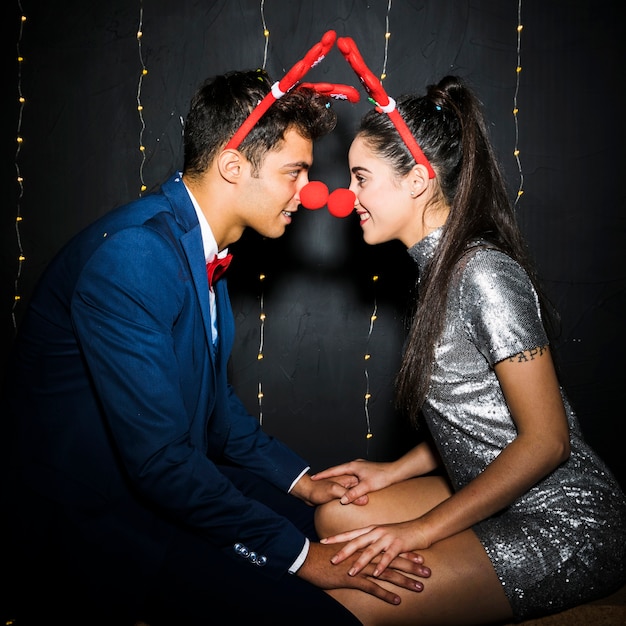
[183,69,337,179]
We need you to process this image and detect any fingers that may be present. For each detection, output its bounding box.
[398,551,426,566]
[372,563,425,592]
[351,494,369,506]
[348,561,426,605]
[347,540,392,576]
[333,474,360,490]
[391,554,431,579]
[355,551,430,587]
[354,576,402,605]
[339,486,369,505]
[322,526,374,548]
[311,464,352,480]
[305,476,354,504]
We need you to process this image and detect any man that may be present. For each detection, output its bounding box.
[2,69,428,625]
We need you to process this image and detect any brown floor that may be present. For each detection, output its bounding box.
[505,584,626,626]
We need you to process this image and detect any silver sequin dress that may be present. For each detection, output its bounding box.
[408,228,626,621]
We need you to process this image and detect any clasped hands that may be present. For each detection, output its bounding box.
[293,460,430,605]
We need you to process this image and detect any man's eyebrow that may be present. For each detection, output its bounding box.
[282,161,310,170]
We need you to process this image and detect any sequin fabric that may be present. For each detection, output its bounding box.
[407,228,626,621]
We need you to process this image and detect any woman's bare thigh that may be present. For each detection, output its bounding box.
[316,476,513,625]
[315,475,453,539]
[327,528,512,625]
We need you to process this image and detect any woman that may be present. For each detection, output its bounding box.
[312,75,626,625]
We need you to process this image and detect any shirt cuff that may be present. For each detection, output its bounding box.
[288,538,310,574]
[288,466,310,493]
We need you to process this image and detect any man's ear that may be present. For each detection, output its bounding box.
[409,163,432,197]
[217,149,244,183]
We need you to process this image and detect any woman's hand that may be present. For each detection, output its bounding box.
[311,459,398,505]
[321,520,429,578]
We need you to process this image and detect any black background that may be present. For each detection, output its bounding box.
[3,0,624,486]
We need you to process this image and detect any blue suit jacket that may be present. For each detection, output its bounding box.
[7,173,309,579]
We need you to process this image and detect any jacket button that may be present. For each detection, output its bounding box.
[233,542,249,558]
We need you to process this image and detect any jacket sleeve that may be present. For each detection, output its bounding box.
[217,382,310,491]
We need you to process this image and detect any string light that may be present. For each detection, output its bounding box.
[260,0,269,69]
[257,274,266,424]
[136,1,148,195]
[513,0,524,206]
[252,0,271,424]
[361,2,393,445]
[12,6,28,333]
[363,275,379,442]
[253,0,273,423]
[380,0,392,81]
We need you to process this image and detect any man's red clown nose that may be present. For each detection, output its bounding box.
[300,181,329,209]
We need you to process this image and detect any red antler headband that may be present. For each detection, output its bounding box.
[225,30,358,151]
[337,36,436,179]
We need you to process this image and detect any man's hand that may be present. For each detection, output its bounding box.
[296,541,430,605]
[291,473,360,506]
[311,459,398,505]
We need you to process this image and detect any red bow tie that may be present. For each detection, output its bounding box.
[206,253,233,287]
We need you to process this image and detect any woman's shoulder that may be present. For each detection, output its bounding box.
[456,243,524,284]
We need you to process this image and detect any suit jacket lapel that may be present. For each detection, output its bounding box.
[163,173,231,362]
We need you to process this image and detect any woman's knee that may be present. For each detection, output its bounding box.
[315,500,349,537]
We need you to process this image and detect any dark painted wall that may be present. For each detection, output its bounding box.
[3,0,624,485]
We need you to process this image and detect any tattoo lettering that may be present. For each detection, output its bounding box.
[508,345,548,363]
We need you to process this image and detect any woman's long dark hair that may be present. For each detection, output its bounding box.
[357,75,556,425]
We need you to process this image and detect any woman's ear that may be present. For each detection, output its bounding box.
[217,149,243,183]
[409,163,431,197]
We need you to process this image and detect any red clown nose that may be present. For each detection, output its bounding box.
[300,181,356,218]
[299,181,329,209]
[327,188,356,218]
